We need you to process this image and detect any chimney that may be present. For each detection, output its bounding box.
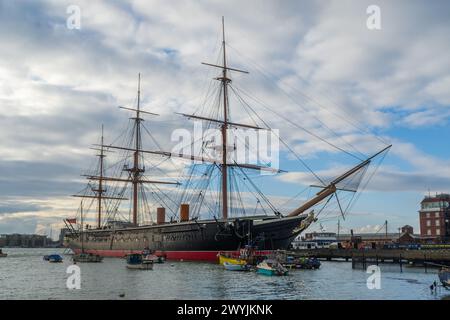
[156,207,166,225]
[180,204,189,222]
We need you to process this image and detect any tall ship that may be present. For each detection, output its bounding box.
[64,19,390,261]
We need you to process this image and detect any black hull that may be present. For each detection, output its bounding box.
[66,215,306,260]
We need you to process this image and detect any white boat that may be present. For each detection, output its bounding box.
[0,249,7,258]
[256,259,288,276]
[223,262,250,271]
[143,254,164,264]
[72,252,103,263]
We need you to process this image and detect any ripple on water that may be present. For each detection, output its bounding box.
[0,248,445,300]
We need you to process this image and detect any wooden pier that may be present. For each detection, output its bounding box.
[287,249,450,265]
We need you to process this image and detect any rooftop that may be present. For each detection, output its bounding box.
[337,233,400,240]
[422,193,450,202]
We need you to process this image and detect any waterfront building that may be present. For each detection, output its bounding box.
[419,193,450,242]
[337,232,400,249]
[0,235,6,247]
[0,234,54,248]
[336,225,439,248]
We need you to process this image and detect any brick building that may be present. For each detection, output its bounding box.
[419,193,450,241]
[337,232,400,249]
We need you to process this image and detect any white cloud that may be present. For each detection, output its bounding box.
[0,0,449,234]
[424,76,450,106]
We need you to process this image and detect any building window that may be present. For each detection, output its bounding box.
[436,220,440,227]
[436,229,441,236]
[427,229,432,235]
[435,212,440,218]
[427,220,431,227]
[426,213,431,218]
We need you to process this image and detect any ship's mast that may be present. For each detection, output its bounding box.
[132,73,143,225]
[88,125,106,229]
[72,19,391,230]
[220,17,229,220]
[181,17,251,219]
[96,125,105,228]
[80,201,84,252]
[73,127,129,227]
[85,75,178,226]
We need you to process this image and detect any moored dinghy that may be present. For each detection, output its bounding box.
[438,267,450,288]
[72,252,103,263]
[143,254,164,264]
[126,253,153,270]
[218,254,247,266]
[0,249,7,258]
[70,202,103,263]
[142,248,165,263]
[223,262,250,271]
[47,254,63,263]
[283,256,321,270]
[256,259,288,276]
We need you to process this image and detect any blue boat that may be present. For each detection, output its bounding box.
[223,262,250,271]
[46,254,63,263]
[126,254,153,270]
[307,257,321,269]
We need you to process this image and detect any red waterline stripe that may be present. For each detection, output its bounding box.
[72,249,274,262]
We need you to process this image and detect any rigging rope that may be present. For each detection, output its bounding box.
[226,43,390,148]
[229,84,326,185]
[233,85,364,162]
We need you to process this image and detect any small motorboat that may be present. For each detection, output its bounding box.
[47,254,63,263]
[126,254,153,270]
[282,256,321,270]
[223,262,250,271]
[438,267,450,288]
[256,259,288,276]
[0,249,7,258]
[143,254,165,264]
[72,252,103,263]
[306,257,321,269]
[142,248,164,263]
[296,257,321,269]
[218,253,247,266]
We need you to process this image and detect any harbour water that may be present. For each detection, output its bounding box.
[0,248,448,300]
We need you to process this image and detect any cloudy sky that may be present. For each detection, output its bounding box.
[0,0,449,238]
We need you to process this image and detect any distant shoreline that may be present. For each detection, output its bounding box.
[1,246,63,249]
